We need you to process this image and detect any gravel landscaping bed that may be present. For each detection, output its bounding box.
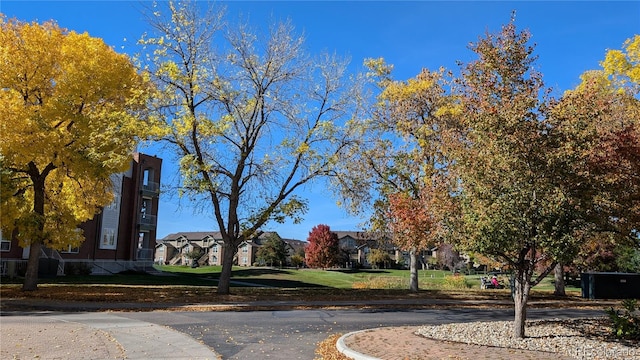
[416,317,639,360]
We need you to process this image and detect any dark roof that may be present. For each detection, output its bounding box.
[160,232,222,241]
[332,231,370,240]
[282,238,307,251]
[161,230,280,243]
[332,230,389,241]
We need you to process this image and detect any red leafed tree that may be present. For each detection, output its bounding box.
[305,224,341,269]
[387,189,446,291]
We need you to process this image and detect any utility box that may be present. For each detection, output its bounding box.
[581,272,640,299]
[38,258,59,278]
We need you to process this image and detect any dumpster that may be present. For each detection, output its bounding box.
[581,272,640,299]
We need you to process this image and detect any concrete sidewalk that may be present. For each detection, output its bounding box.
[1,310,575,360]
[1,311,221,360]
[0,311,587,360]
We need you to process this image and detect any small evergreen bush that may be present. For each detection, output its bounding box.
[606,299,640,340]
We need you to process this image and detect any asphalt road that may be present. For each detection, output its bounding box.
[122,308,605,359]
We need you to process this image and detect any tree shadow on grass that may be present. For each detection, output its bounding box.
[230,268,292,278]
[331,269,392,274]
[231,278,328,288]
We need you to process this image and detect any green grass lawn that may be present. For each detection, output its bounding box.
[2,265,580,295]
[152,265,581,294]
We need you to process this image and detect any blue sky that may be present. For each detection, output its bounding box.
[3,1,639,241]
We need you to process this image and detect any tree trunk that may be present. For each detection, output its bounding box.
[217,242,236,295]
[512,269,532,338]
[22,241,42,291]
[23,165,48,291]
[409,248,418,292]
[553,263,566,296]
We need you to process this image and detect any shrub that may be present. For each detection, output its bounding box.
[64,262,93,275]
[606,299,640,340]
[314,333,350,360]
[290,254,305,268]
[351,276,405,289]
[442,274,471,289]
[184,248,203,260]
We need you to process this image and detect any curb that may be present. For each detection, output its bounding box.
[336,329,381,360]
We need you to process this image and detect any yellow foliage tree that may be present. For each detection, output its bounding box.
[601,34,640,93]
[140,1,362,294]
[0,16,153,290]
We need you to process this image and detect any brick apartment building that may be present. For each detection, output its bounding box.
[0,152,162,276]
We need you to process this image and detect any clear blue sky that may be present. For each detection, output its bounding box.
[3,1,639,241]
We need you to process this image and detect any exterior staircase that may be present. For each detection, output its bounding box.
[197,252,209,266]
[40,248,65,276]
[169,254,182,265]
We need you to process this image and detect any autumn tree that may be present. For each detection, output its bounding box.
[571,233,640,273]
[290,246,306,268]
[290,253,305,268]
[367,248,391,269]
[140,1,362,294]
[0,17,152,290]
[305,225,341,269]
[334,59,456,291]
[387,191,443,290]
[540,36,639,295]
[449,18,584,338]
[601,34,640,93]
[552,36,640,292]
[449,20,640,338]
[545,73,638,295]
[435,243,465,273]
[256,233,287,267]
[582,35,640,233]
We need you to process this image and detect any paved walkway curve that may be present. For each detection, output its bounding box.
[0,299,621,360]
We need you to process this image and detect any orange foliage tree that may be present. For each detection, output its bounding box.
[333,58,458,291]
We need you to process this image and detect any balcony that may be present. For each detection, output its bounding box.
[140,181,160,198]
[138,214,157,231]
[137,248,154,260]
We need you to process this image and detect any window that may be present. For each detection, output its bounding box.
[143,169,150,186]
[140,199,151,221]
[242,245,248,253]
[341,238,356,249]
[138,232,150,249]
[212,244,218,253]
[100,228,117,250]
[0,230,9,252]
[61,245,79,253]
